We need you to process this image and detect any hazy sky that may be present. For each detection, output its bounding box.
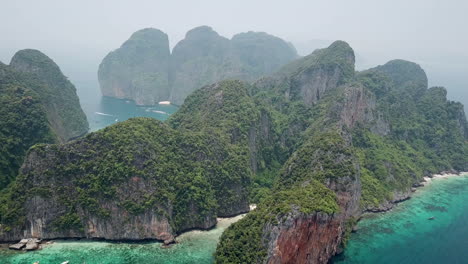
[1,0,467,106]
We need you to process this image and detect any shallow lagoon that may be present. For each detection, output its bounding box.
[0,215,244,264]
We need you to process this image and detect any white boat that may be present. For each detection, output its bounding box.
[95,112,113,116]
[158,101,171,105]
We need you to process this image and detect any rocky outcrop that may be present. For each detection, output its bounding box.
[230,31,298,80]
[364,189,412,212]
[170,27,299,105]
[168,80,256,216]
[0,118,231,242]
[2,195,179,242]
[98,28,171,105]
[9,238,41,251]
[370,59,428,97]
[1,54,85,189]
[277,41,355,106]
[169,26,232,105]
[1,78,259,241]
[264,212,343,264]
[10,49,88,142]
[215,40,468,263]
[339,84,389,135]
[99,26,298,105]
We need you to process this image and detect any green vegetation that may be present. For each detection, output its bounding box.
[356,63,468,207]
[169,80,256,216]
[279,131,357,187]
[216,44,468,263]
[278,40,355,82]
[1,40,467,264]
[215,180,339,264]
[0,118,220,232]
[98,28,171,105]
[0,63,56,190]
[10,49,89,141]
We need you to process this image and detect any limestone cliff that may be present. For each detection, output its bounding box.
[276,40,355,106]
[215,41,468,263]
[230,31,298,79]
[1,50,90,189]
[170,26,299,105]
[0,81,258,241]
[99,26,298,105]
[10,49,88,142]
[264,212,343,264]
[2,40,467,264]
[0,118,225,241]
[0,63,56,189]
[98,28,171,105]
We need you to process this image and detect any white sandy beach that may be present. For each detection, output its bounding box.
[422,171,468,185]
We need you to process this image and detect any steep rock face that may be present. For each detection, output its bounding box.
[261,132,361,264]
[10,49,89,142]
[99,26,298,106]
[453,102,468,139]
[339,84,389,135]
[230,31,298,80]
[215,41,468,263]
[169,26,231,105]
[170,27,299,105]
[0,81,260,241]
[371,59,428,95]
[98,28,171,105]
[169,80,256,216]
[0,118,223,242]
[0,63,56,189]
[277,41,355,106]
[264,212,342,264]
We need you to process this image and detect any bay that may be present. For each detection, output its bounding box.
[0,215,244,264]
[75,80,178,132]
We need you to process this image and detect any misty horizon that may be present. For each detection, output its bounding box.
[1,0,467,111]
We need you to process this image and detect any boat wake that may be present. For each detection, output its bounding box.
[95,112,113,116]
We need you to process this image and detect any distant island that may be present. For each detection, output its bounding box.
[98,26,298,105]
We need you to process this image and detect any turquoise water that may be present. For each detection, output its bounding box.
[4,177,467,264]
[7,82,468,263]
[0,215,244,264]
[75,80,178,132]
[334,173,468,264]
[84,96,178,132]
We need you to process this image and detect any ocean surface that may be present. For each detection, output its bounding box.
[75,81,178,132]
[334,173,468,264]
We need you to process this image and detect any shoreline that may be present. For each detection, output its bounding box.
[350,170,468,243]
[361,170,468,215]
[422,171,468,186]
[2,206,253,251]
